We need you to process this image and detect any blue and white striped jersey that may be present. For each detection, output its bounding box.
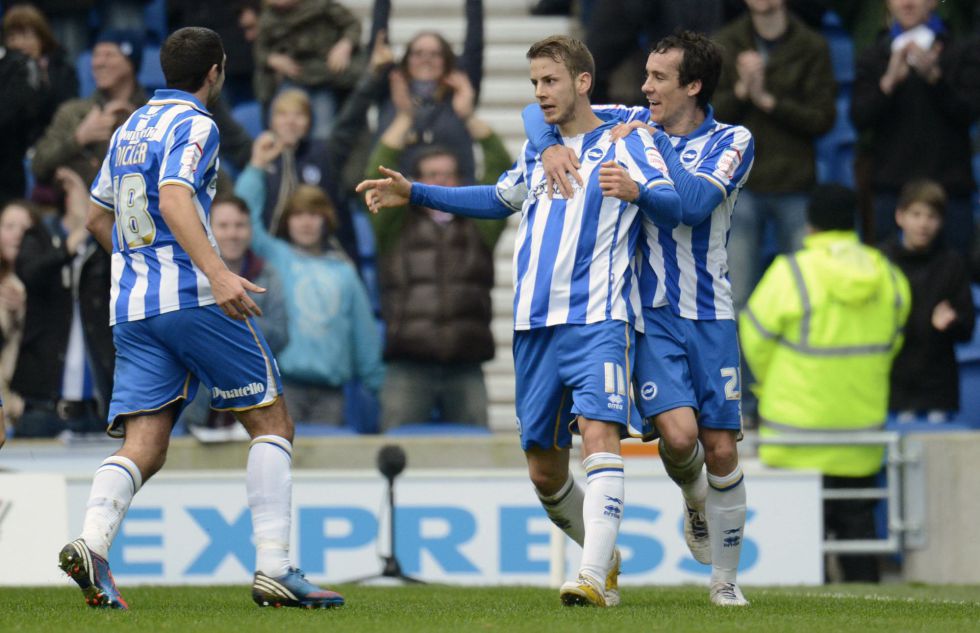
[90,89,221,326]
[496,123,673,331]
[601,105,754,321]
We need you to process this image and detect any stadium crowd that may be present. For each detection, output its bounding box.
[0,0,978,447]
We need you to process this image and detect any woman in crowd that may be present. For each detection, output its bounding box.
[0,200,37,432]
[2,3,78,141]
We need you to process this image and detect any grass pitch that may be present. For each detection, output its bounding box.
[1,584,978,633]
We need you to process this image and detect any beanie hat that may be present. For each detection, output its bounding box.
[95,29,143,74]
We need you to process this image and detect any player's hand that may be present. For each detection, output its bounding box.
[540,145,582,199]
[326,38,354,74]
[355,166,412,213]
[444,70,476,121]
[210,268,266,320]
[598,160,640,202]
[250,131,284,169]
[267,52,301,79]
[609,120,657,142]
[932,299,957,332]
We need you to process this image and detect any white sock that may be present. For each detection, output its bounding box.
[80,456,142,560]
[579,452,624,584]
[659,439,708,511]
[248,435,293,577]
[706,465,746,584]
[535,474,585,547]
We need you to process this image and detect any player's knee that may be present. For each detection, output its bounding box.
[660,429,698,460]
[703,437,738,473]
[528,465,566,497]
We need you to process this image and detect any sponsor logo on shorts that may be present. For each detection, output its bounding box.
[212,382,266,400]
[607,393,624,411]
[640,381,658,400]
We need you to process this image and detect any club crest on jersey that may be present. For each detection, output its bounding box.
[585,147,605,162]
[682,148,698,163]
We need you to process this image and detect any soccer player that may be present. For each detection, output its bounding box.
[523,31,755,607]
[58,27,344,610]
[357,35,681,607]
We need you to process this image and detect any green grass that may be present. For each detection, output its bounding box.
[1,584,978,633]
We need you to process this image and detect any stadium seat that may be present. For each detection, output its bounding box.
[815,92,857,187]
[138,45,165,91]
[76,50,95,98]
[821,11,855,86]
[951,284,980,427]
[143,0,168,44]
[386,422,493,436]
[231,101,264,139]
[293,423,359,437]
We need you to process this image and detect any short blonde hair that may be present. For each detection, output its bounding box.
[270,88,312,119]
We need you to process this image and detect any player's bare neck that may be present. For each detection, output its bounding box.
[663,106,705,137]
[558,101,603,138]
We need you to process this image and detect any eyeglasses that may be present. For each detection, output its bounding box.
[409,49,443,60]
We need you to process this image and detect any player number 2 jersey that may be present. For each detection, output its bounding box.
[495,123,672,331]
[601,105,754,321]
[90,89,221,326]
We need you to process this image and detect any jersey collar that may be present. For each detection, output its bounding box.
[147,89,211,116]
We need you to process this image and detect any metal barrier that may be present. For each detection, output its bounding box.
[752,431,925,555]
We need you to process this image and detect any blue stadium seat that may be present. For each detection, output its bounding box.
[815,92,857,187]
[951,284,980,427]
[386,422,492,436]
[293,423,359,437]
[821,11,855,86]
[76,50,95,98]
[143,0,168,44]
[138,45,165,91]
[231,101,264,139]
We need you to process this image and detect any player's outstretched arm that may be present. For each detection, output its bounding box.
[159,184,265,321]
[356,166,514,220]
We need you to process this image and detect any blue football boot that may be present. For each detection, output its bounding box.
[252,568,345,609]
[58,539,129,609]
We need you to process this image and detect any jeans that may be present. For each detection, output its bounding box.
[381,361,489,431]
[282,381,345,426]
[873,191,975,256]
[728,190,809,312]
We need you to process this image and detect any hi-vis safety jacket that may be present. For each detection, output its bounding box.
[740,231,911,477]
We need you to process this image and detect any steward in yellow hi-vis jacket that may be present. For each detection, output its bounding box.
[740,186,911,478]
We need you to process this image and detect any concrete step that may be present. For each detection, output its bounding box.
[347,0,534,18]
[492,286,514,318]
[386,16,571,48]
[487,371,516,403]
[476,107,530,139]
[483,351,514,375]
[491,318,515,346]
[489,403,517,432]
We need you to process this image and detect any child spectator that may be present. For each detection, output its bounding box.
[881,179,976,422]
[236,134,383,426]
[253,0,361,142]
